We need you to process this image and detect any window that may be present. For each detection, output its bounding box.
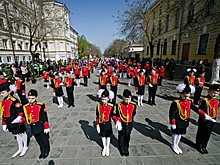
[153,12,155,19]
[59,28,64,36]
[163,39,167,55]
[198,33,209,55]
[18,42,23,50]
[12,41,16,50]
[174,10,180,28]
[2,39,7,49]
[156,39,160,55]
[146,46,149,55]
[187,2,194,24]
[0,57,2,63]
[159,6,162,15]
[29,56,31,61]
[171,40,177,55]
[25,42,29,50]
[23,25,26,34]
[7,56,11,62]
[204,0,215,17]
[48,42,54,51]
[15,56,19,62]
[57,10,62,19]
[165,15,169,32]
[23,56,26,61]
[158,19,161,35]
[167,0,170,9]
[0,18,4,28]
[60,42,65,51]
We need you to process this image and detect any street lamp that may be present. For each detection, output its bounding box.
[160,43,164,60]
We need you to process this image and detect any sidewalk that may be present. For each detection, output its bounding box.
[0,67,220,165]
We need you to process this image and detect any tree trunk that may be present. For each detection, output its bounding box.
[210,33,220,84]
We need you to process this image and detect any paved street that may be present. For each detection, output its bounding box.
[0,67,220,165]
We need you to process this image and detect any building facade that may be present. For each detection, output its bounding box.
[144,0,219,63]
[0,0,78,64]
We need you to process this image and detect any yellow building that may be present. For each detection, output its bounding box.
[145,0,219,63]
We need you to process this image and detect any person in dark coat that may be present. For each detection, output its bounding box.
[135,69,145,106]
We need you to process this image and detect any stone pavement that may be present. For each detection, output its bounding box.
[0,67,220,165]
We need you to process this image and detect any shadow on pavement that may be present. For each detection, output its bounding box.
[79,120,102,147]
[156,94,176,101]
[134,119,171,146]
[87,94,99,102]
[63,96,69,105]
[52,96,58,105]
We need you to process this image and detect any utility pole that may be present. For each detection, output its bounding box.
[3,1,16,62]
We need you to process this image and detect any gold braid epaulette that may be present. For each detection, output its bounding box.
[23,104,32,124]
[202,98,217,118]
[117,102,129,122]
[175,100,188,120]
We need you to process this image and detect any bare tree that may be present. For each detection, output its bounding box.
[104,39,127,57]
[86,43,102,58]
[116,0,156,58]
[3,0,63,63]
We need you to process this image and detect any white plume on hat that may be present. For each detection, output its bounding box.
[53,72,57,75]
[176,83,195,94]
[97,89,114,99]
[9,84,17,92]
[3,72,6,76]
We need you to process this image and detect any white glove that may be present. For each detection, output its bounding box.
[44,128,50,134]
[115,121,122,131]
[59,83,63,86]
[53,93,56,96]
[2,125,8,132]
[149,84,153,87]
[96,125,100,133]
[199,82,204,85]
[204,114,216,123]
[171,125,176,130]
[11,116,22,124]
[22,93,25,96]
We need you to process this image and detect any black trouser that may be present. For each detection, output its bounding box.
[159,76,163,85]
[196,122,213,148]
[118,131,130,153]
[194,87,203,105]
[111,88,117,105]
[34,132,50,154]
[67,91,74,106]
[148,85,157,103]
[84,76,88,86]
[169,71,174,80]
[88,71,91,78]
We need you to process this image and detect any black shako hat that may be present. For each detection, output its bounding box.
[101,89,109,97]
[123,89,131,98]
[28,89,38,97]
[0,82,10,92]
[209,84,220,91]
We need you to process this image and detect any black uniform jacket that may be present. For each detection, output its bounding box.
[23,102,49,135]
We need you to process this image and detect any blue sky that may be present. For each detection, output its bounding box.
[59,0,127,53]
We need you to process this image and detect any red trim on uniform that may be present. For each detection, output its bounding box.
[198,110,206,116]
[136,87,138,91]
[117,117,121,123]
[44,122,49,129]
[19,118,25,125]
[15,91,18,94]
[99,86,101,90]
[18,113,23,117]
[2,119,6,125]
[147,82,150,85]
[96,119,99,125]
[53,89,55,93]
[171,119,175,125]
[22,90,25,94]
[112,116,117,122]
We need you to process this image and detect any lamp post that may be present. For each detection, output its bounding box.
[160,43,164,60]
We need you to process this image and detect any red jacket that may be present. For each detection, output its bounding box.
[82,67,88,76]
[159,68,165,77]
[66,66,70,72]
